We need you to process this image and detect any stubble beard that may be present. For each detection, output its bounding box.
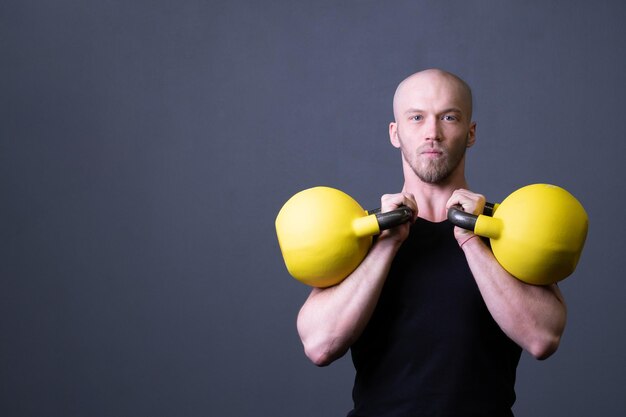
[399,134,468,184]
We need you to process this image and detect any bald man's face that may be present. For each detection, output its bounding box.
[389,72,476,184]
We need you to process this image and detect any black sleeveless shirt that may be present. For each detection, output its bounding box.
[348,219,522,417]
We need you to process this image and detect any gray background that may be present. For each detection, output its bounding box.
[2,1,625,416]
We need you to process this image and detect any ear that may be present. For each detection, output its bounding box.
[389,122,401,148]
[466,122,477,148]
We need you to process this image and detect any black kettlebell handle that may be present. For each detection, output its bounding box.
[367,206,414,231]
[447,202,496,231]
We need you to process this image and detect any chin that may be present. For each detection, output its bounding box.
[414,163,451,184]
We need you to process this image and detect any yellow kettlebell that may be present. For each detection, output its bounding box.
[275,186,412,287]
[448,184,588,285]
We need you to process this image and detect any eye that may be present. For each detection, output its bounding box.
[442,114,458,121]
[410,115,423,121]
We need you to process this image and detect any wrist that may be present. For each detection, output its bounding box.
[459,234,479,249]
[374,232,406,253]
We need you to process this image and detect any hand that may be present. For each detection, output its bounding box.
[445,189,486,246]
[378,192,418,245]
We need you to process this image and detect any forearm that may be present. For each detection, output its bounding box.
[297,237,401,366]
[461,237,567,359]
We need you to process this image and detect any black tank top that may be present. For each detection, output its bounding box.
[349,219,522,417]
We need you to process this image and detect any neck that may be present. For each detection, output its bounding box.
[401,163,469,223]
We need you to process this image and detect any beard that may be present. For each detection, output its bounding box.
[399,133,469,184]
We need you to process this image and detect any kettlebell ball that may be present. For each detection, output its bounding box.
[275,187,413,288]
[448,184,588,285]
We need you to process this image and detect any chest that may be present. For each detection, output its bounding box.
[374,221,489,333]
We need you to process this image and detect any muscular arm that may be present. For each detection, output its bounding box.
[461,238,566,359]
[447,189,567,360]
[296,193,417,366]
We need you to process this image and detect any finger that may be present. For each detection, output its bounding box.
[402,193,419,221]
[446,190,485,215]
[380,193,405,210]
[381,193,418,220]
[445,190,464,210]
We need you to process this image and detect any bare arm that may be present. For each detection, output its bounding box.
[447,189,567,359]
[296,193,418,366]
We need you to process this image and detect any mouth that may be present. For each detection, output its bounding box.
[420,149,444,158]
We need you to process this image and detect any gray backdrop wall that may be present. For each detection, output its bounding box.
[2,1,625,416]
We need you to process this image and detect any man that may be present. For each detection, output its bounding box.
[296,69,567,416]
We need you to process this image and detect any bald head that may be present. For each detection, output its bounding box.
[392,69,473,122]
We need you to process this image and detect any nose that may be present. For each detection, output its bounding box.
[424,116,441,142]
